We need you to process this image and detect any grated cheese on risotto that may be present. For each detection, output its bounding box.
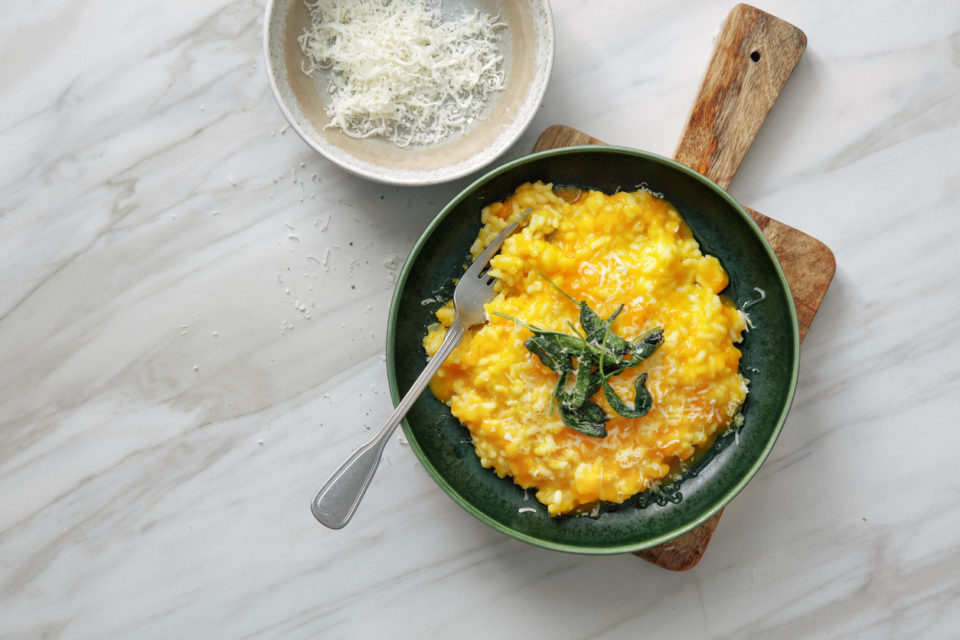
[423,182,749,516]
[298,0,506,147]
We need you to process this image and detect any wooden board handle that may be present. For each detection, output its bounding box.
[673,4,806,189]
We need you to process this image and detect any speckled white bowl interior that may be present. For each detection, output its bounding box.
[264,0,555,186]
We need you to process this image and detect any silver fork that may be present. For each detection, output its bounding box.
[311,213,527,529]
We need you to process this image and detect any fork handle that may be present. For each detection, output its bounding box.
[311,321,466,529]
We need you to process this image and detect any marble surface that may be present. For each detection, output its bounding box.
[2,0,959,637]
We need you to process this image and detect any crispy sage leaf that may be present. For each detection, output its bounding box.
[493,291,663,438]
[499,311,618,372]
[558,398,608,438]
[524,334,575,373]
[629,327,664,362]
[542,274,631,357]
[603,327,664,377]
[602,372,653,418]
[586,305,631,356]
[555,356,602,410]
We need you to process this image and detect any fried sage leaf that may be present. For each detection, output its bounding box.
[629,327,664,362]
[601,372,653,418]
[558,398,608,438]
[494,284,663,438]
[524,333,576,373]
[603,326,664,377]
[542,275,631,356]
[586,304,631,356]
[497,312,620,371]
[555,356,603,411]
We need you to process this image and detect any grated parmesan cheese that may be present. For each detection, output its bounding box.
[298,0,506,147]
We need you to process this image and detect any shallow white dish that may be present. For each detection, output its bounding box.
[263,0,555,186]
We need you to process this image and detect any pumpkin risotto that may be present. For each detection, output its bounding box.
[423,182,748,516]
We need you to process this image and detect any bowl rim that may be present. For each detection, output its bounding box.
[262,0,557,186]
[386,145,800,554]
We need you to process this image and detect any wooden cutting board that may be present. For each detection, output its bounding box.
[532,4,835,570]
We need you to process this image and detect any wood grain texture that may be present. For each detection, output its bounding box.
[532,127,605,151]
[673,4,807,190]
[743,207,835,341]
[637,510,725,570]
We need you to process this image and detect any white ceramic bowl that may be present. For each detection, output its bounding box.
[263,0,555,186]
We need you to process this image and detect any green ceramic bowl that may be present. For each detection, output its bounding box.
[386,146,799,554]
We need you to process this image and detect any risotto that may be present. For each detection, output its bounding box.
[423,182,748,516]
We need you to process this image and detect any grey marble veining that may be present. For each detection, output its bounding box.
[2,0,959,638]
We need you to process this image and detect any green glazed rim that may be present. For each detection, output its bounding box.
[386,145,799,554]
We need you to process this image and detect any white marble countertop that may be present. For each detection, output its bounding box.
[2,0,959,637]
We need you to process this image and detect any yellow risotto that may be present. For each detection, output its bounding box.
[423,182,748,516]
